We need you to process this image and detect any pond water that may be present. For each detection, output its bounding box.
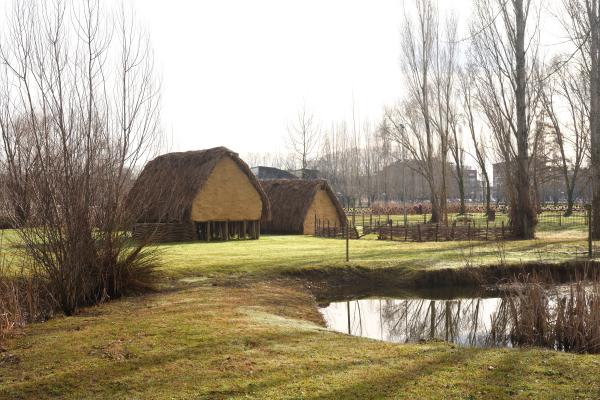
[319,282,600,352]
[319,290,518,348]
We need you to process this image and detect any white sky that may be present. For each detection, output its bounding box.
[0,0,567,165]
[130,0,473,155]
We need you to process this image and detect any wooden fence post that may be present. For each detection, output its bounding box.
[417,224,422,242]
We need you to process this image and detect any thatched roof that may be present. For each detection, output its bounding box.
[260,179,345,233]
[128,147,270,223]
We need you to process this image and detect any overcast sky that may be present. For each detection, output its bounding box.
[0,0,566,164]
[130,0,475,156]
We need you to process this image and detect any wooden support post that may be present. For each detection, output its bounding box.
[501,221,505,240]
[346,223,349,262]
[224,221,229,241]
[435,223,439,242]
[207,222,211,242]
[417,224,422,242]
[314,214,317,236]
[588,205,593,258]
[243,221,247,239]
[486,219,489,241]
[257,221,260,239]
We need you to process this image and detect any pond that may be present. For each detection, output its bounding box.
[319,291,511,348]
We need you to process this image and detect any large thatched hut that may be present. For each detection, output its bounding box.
[260,179,345,235]
[128,147,270,242]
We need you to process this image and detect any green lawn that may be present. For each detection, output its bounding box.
[1,282,599,399]
[1,228,599,399]
[156,229,591,280]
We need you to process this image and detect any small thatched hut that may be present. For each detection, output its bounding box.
[128,147,270,242]
[260,179,345,235]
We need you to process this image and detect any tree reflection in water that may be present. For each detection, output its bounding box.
[321,296,512,348]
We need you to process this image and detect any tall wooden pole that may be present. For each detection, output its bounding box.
[346,222,349,262]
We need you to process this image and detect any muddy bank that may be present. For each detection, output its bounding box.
[288,260,600,302]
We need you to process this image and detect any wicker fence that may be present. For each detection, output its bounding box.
[314,218,359,239]
[366,221,511,242]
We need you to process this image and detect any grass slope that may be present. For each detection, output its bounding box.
[1,282,598,399]
[1,229,599,399]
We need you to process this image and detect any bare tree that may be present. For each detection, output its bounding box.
[470,0,541,238]
[388,0,442,223]
[287,104,320,178]
[459,63,493,217]
[0,0,162,315]
[562,0,600,236]
[540,59,589,215]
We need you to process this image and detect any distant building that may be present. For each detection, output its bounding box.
[463,168,479,201]
[251,166,298,180]
[493,162,508,202]
[493,160,591,204]
[290,168,321,180]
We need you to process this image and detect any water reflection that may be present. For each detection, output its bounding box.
[320,296,512,348]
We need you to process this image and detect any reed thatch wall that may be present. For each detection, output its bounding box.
[191,157,263,221]
[303,189,343,234]
[127,147,270,224]
[260,179,345,234]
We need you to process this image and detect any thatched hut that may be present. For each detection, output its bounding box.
[128,147,270,242]
[260,179,345,235]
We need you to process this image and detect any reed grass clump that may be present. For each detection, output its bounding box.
[493,270,600,353]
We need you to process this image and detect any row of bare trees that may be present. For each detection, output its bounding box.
[275,0,599,240]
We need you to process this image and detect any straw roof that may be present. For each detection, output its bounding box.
[128,147,271,223]
[260,179,345,233]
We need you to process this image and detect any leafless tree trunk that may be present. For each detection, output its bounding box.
[459,65,492,217]
[471,0,540,238]
[586,0,600,237]
[561,0,599,235]
[0,0,162,315]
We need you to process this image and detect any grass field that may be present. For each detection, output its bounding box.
[1,228,599,399]
[156,229,591,280]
